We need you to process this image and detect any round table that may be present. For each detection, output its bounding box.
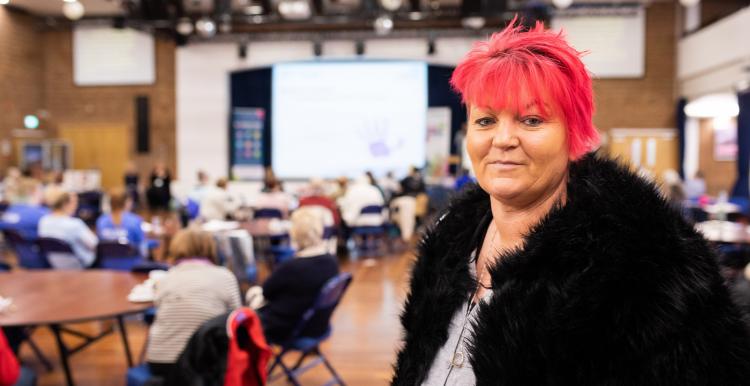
[0,270,151,386]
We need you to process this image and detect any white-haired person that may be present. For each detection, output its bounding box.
[38,190,98,269]
[248,206,339,343]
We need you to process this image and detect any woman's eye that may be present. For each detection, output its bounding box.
[474,117,495,127]
[521,116,544,127]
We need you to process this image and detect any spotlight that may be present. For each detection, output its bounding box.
[356,40,365,56]
[195,17,217,38]
[62,1,85,21]
[374,15,394,36]
[552,0,573,9]
[238,42,248,59]
[176,17,194,36]
[427,38,436,56]
[313,41,323,57]
[278,0,312,20]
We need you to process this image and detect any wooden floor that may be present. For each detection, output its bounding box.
[18,250,415,386]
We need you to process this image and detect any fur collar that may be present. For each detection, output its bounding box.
[392,154,750,385]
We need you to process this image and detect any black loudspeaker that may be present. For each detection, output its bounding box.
[135,95,150,153]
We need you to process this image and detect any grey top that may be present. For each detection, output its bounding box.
[422,257,492,386]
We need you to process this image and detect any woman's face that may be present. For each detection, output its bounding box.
[466,103,570,207]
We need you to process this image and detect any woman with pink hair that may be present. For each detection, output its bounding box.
[392,19,750,385]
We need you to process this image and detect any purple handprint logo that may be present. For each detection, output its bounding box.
[359,118,404,157]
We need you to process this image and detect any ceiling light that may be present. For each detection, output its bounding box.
[62,1,85,20]
[0,0,10,5]
[244,5,264,15]
[408,11,423,20]
[552,0,573,9]
[679,0,700,7]
[461,16,485,30]
[278,0,312,20]
[684,93,739,118]
[378,0,403,12]
[374,15,394,36]
[175,17,194,36]
[195,17,217,38]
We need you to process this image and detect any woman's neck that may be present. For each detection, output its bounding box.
[111,210,123,226]
[489,176,568,252]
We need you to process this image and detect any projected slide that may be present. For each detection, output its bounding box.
[272,61,427,179]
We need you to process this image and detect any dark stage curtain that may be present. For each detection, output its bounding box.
[732,91,750,198]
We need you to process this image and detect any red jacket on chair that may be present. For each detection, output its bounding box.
[224,308,272,386]
[0,329,19,386]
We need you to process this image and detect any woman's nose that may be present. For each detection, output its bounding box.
[491,119,519,149]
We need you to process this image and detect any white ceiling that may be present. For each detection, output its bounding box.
[6,0,124,16]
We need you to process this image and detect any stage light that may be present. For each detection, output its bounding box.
[238,41,248,59]
[62,1,85,20]
[427,38,436,56]
[278,0,312,20]
[313,41,323,57]
[176,17,194,36]
[356,40,365,56]
[195,17,217,38]
[552,0,573,9]
[374,15,394,36]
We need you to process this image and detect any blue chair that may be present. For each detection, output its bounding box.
[267,272,353,386]
[36,237,84,269]
[126,363,163,386]
[351,205,386,255]
[96,241,143,271]
[254,207,283,219]
[2,229,49,269]
[185,198,200,220]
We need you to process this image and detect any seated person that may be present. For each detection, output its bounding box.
[252,207,339,342]
[96,188,147,256]
[199,178,239,222]
[337,175,385,228]
[0,178,49,240]
[299,178,340,226]
[38,191,97,269]
[254,179,294,219]
[146,228,241,378]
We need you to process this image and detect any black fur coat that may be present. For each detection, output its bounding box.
[392,154,750,385]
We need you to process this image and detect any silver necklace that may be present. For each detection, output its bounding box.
[444,222,498,380]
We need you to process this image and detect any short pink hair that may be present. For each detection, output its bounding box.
[450,18,599,160]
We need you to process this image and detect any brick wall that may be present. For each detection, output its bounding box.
[0,7,44,170]
[594,2,677,135]
[41,28,176,183]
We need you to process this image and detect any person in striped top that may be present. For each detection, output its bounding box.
[145,228,241,377]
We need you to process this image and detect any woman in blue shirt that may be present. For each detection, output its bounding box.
[96,188,147,256]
